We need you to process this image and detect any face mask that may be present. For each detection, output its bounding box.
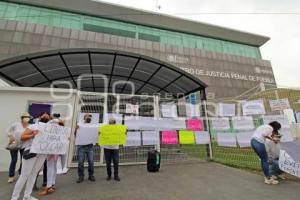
[22,117,30,123]
[85,117,92,123]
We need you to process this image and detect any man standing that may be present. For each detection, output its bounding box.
[102,118,121,181]
[265,132,284,180]
[75,113,95,183]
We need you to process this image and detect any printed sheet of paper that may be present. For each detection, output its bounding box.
[236,131,253,148]
[262,115,290,129]
[232,116,254,130]
[142,131,160,145]
[211,117,230,131]
[125,131,141,147]
[217,132,237,147]
[242,100,266,115]
[161,103,178,118]
[194,131,210,144]
[218,103,235,117]
[186,103,201,118]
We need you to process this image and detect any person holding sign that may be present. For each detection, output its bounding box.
[11,112,50,200]
[75,113,96,183]
[38,119,65,196]
[101,118,121,182]
[250,121,281,185]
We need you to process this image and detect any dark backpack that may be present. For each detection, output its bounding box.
[147,150,160,172]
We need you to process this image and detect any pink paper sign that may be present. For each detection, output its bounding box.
[161,130,178,145]
[187,119,203,131]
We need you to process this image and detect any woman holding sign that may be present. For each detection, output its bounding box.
[251,121,281,185]
[11,112,50,200]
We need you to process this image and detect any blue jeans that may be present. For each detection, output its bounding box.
[269,159,283,176]
[251,138,270,177]
[77,144,94,178]
[9,149,24,178]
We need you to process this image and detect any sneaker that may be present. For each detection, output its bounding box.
[106,176,111,181]
[27,196,39,200]
[264,177,272,184]
[8,177,14,183]
[76,177,84,183]
[114,176,121,182]
[271,175,278,180]
[270,178,279,185]
[88,176,96,182]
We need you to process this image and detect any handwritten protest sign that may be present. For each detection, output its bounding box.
[187,119,203,131]
[126,104,139,114]
[98,125,127,145]
[179,130,195,144]
[279,150,300,178]
[161,130,178,145]
[30,123,71,155]
[75,124,99,145]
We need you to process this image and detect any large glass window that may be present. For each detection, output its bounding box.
[0,1,262,59]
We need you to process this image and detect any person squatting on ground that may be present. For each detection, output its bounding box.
[10,112,51,200]
[6,112,31,183]
[265,131,285,181]
[75,113,96,183]
[251,121,281,185]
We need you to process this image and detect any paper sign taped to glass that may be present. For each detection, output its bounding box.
[99,125,127,145]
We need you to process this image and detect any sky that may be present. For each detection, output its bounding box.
[95,0,300,88]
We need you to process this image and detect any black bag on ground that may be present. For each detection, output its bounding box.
[147,150,160,172]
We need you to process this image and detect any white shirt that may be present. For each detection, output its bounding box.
[252,124,273,143]
[265,139,281,162]
[23,122,46,150]
[7,122,27,149]
[103,145,119,150]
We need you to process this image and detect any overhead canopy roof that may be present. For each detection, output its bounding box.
[0,49,207,98]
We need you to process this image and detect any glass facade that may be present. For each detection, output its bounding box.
[0,1,262,59]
